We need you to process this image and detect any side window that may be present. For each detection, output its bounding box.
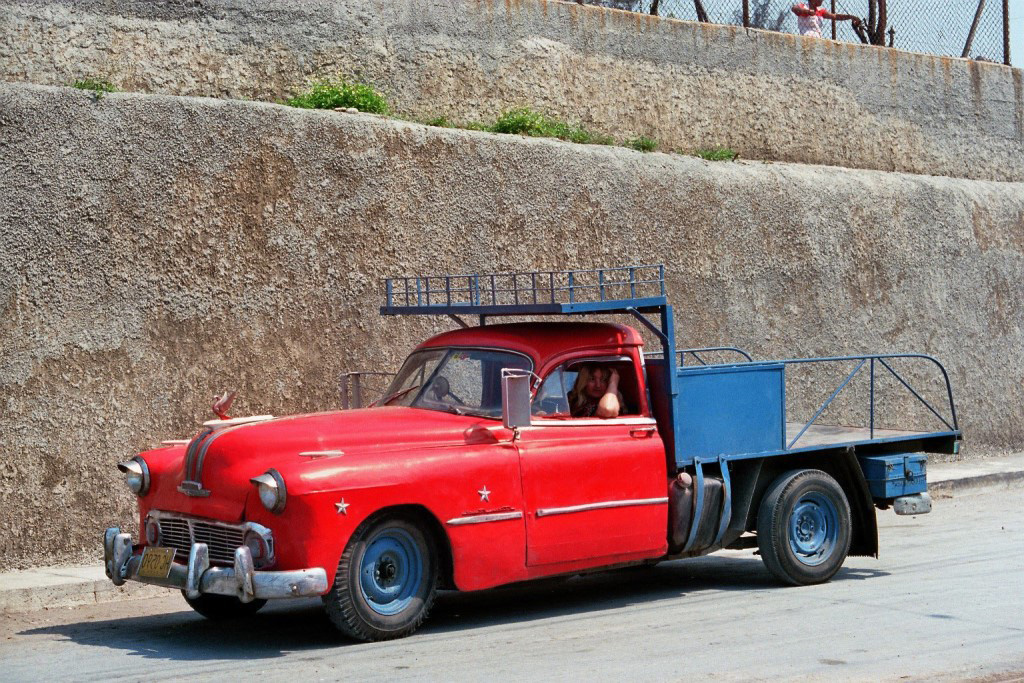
[532,368,575,416]
[535,358,643,419]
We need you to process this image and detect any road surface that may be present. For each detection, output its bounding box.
[2,487,1023,681]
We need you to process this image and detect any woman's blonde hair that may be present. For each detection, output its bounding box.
[568,364,606,416]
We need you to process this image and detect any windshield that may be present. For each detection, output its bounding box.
[379,348,532,418]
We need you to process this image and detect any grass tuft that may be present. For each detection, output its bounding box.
[623,136,658,153]
[285,77,389,114]
[72,78,116,99]
[695,146,738,161]
[490,107,607,145]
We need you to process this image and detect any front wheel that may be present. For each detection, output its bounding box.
[323,514,438,642]
[757,469,852,586]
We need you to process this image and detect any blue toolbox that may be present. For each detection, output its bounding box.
[857,453,928,499]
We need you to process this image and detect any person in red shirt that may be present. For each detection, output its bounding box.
[792,0,861,38]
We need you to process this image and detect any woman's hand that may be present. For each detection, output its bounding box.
[596,368,622,418]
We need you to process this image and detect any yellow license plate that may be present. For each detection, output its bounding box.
[137,546,176,579]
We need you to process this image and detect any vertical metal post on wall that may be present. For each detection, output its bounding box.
[831,0,837,40]
[962,0,986,59]
[743,0,749,28]
[1004,0,1011,65]
[693,0,709,23]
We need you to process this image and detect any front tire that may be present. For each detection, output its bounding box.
[757,469,852,586]
[323,514,438,642]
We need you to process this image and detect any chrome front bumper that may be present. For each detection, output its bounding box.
[103,527,329,602]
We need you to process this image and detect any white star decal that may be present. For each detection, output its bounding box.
[335,499,350,515]
[478,486,490,503]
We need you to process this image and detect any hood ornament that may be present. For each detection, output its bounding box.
[212,390,237,420]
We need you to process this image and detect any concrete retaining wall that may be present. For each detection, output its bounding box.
[1,0,1022,182]
[1,83,1022,569]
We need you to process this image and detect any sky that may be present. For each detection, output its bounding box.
[1012,0,1023,66]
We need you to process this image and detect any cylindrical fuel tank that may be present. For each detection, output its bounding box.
[668,471,724,553]
[668,472,693,552]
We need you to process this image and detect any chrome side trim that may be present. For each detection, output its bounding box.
[446,511,524,526]
[201,415,275,428]
[299,450,345,458]
[536,497,669,517]
[526,417,658,428]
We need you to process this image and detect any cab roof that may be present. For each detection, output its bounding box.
[417,322,644,365]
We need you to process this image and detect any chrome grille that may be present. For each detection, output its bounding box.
[154,515,246,566]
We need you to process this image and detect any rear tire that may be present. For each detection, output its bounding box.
[322,514,438,642]
[182,592,267,620]
[757,469,852,586]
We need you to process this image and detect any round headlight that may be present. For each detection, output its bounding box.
[250,469,287,514]
[116,457,150,496]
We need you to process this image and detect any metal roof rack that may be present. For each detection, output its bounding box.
[381,265,667,317]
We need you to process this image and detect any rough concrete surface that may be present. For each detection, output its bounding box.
[1,83,1023,570]
[0,0,1022,182]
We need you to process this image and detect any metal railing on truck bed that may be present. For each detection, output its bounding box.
[382,265,668,317]
[659,353,961,466]
[646,347,755,365]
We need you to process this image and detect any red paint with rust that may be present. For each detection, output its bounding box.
[133,322,670,593]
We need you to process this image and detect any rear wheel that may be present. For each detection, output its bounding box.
[757,469,852,586]
[323,514,438,641]
[182,592,267,620]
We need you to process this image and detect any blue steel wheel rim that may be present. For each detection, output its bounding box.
[788,492,839,567]
[359,528,423,616]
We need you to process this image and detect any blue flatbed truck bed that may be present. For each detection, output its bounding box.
[382,264,961,584]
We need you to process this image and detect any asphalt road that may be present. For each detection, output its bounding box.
[2,488,1023,682]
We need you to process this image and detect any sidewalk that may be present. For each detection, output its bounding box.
[2,453,1023,615]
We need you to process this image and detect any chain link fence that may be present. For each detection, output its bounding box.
[583,1,1010,64]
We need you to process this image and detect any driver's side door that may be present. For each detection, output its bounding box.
[516,361,668,569]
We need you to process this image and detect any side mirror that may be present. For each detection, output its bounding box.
[501,369,533,429]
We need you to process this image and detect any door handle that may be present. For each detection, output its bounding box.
[630,427,656,438]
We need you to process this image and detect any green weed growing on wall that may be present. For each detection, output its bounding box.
[490,108,612,145]
[72,78,117,100]
[624,136,658,153]
[285,77,389,114]
[695,146,738,161]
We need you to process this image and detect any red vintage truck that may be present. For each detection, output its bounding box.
[105,265,961,641]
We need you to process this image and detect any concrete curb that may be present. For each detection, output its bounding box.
[0,566,165,614]
[929,470,1024,497]
[2,456,1022,614]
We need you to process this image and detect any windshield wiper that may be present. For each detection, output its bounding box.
[438,405,468,416]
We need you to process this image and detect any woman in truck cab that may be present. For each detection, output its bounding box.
[568,364,624,418]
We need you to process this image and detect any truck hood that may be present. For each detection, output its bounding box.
[147,407,504,521]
